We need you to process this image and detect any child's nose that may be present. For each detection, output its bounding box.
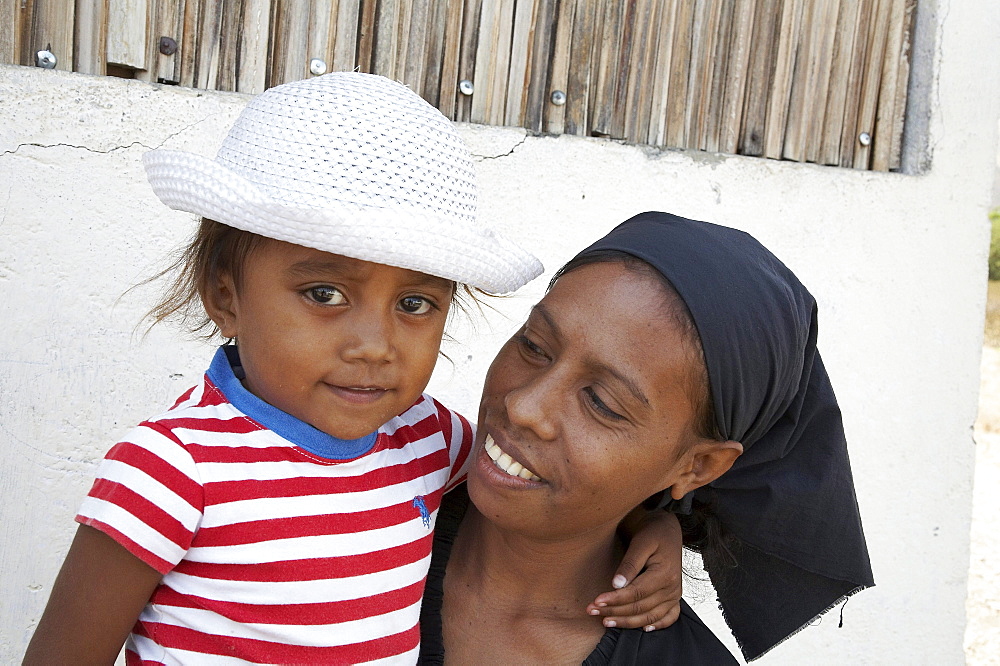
[340,310,396,363]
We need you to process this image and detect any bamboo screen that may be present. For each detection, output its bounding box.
[1,0,916,171]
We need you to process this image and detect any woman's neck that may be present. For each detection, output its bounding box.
[441,504,621,664]
[454,506,621,608]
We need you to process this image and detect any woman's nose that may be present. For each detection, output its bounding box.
[503,372,559,441]
[340,309,396,363]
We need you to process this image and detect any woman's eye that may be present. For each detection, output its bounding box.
[399,296,433,314]
[584,387,624,420]
[518,334,546,358]
[306,286,346,305]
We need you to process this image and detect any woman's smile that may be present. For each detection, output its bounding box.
[482,433,543,481]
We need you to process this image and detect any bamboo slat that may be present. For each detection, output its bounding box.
[74,0,108,76]
[888,0,915,170]
[471,0,515,125]
[0,0,19,66]
[647,0,677,146]
[719,0,754,154]
[372,0,400,79]
[762,0,803,159]
[454,0,481,122]
[141,0,185,86]
[23,0,76,72]
[685,0,721,150]
[818,0,861,165]
[838,0,873,167]
[544,0,575,134]
[211,2,240,91]
[403,0,433,94]
[178,0,199,87]
[238,0,271,93]
[804,0,839,163]
[270,1,310,86]
[393,0,413,82]
[604,0,633,141]
[704,0,733,152]
[356,0,377,73]
[504,0,538,127]
[192,0,221,88]
[738,0,781,156]
[871,0,906,171]
[623,0,655,143]
[783,0,838,162]
[663,0,693,147]
[106,0,147,70]
[564,0,597,136]
[417,0,447,104]
[332,0,360,72]
[853,0,890,169]
[307,0,336,81]
[591,2,624,137]
[436,0,464,117]
[523,0,555,132]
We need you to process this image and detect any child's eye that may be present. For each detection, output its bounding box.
[399,296,434,314]
[584,387,624,420]
[306,286,346,305]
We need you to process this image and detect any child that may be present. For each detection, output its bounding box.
[24,73,681,664]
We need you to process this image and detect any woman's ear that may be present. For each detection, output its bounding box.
[202,272,240,339]
[669,440,743,500]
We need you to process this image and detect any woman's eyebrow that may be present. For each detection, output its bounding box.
[532,304,649,408]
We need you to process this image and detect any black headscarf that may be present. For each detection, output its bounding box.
[574,212,873,661]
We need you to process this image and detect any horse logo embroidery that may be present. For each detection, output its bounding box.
[412,495,431,528]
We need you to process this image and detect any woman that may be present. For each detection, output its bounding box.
[419,212,874,664]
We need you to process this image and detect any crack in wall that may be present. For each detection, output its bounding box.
[0,112,224,159]
[475,134,527,161]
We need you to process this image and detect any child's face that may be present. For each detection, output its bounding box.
[207,239,454,441]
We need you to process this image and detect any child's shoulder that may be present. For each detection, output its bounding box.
[382,393,469,433]
[130,372,244,443]
[380,393,474,451]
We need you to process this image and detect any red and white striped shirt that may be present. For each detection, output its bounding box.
[76,347,473,664]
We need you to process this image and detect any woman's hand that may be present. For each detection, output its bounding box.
[587,509,683,631]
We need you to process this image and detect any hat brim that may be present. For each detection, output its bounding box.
[143,149,542,294]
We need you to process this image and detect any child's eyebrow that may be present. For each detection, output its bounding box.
[285,259,454,293]
[284,258,355,279]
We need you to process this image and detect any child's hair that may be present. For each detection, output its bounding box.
[144,218,488,340]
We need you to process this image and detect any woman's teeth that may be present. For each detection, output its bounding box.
[485,435,541,481]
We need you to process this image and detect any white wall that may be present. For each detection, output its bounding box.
[2,2,997,662]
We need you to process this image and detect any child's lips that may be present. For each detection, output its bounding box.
[324,384,389,405]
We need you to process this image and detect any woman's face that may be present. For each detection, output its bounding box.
[469,261,711,538]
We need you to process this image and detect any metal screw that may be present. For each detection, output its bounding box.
[858,132,872,146]
[159,36,178,56]
[550,90,567,106]
[35,49,56,69]
[459,80,474,96]
[309,58,327,76]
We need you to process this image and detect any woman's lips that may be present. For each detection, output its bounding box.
[325,384,389,405]
[484,434,542,481]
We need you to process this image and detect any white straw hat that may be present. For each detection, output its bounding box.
[143,72,542,294]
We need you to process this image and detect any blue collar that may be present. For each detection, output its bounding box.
[206,346,379,461]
